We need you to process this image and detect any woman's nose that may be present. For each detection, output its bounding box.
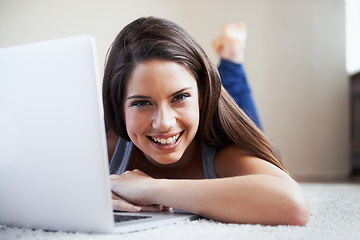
[151,106,176,131]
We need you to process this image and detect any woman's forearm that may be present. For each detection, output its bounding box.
[149,175,309,226]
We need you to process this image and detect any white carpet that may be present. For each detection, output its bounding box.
[1,183,360,240]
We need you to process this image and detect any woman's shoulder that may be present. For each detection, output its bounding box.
[214,145,288,179]
[213,145,245,177]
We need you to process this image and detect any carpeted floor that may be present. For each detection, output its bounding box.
[1,183,359,240]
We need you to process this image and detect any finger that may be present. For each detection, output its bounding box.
[111,192,140,212]
[113,199,163,212]
[113,198,142,212]
[112,192,163,212]
[137,205,163,212]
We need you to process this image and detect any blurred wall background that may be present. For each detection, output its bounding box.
[0,0,350,181]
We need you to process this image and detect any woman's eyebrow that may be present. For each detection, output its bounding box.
[170,87,192,97]
[126,95,151,100]
[126,87,193,100]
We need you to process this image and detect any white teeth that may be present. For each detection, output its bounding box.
[152,134,180,145]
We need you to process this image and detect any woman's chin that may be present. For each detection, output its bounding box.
[145,154,182,167]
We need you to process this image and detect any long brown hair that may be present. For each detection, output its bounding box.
[102,16,285,171]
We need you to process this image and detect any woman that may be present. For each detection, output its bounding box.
[103,16,309,225]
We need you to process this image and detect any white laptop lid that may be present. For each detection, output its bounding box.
[0,35,115,233]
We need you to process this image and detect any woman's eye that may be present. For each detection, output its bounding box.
[131,100,151,107]
[172,93,189,103]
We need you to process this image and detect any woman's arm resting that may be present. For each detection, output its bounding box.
[110,165,309,226]
[150,174,309,226]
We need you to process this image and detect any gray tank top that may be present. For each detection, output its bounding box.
[109,137,218,179]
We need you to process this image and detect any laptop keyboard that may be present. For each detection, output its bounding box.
[114,214,152,223]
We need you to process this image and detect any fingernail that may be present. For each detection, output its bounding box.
[134,206,141,212]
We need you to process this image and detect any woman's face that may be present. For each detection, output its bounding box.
[124,59,200,165]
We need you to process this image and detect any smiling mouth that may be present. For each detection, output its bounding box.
[149,131,183,145]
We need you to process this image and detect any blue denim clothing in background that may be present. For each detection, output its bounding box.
[218,59,263,130]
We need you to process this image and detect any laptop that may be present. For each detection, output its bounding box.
[0,35,198,234]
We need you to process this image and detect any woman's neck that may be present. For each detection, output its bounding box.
[128,139,204,179]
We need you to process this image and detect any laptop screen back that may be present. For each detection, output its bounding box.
[0,35,114,233]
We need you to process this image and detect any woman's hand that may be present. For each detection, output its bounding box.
[110,170,171,212]
[112,192,163,212]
